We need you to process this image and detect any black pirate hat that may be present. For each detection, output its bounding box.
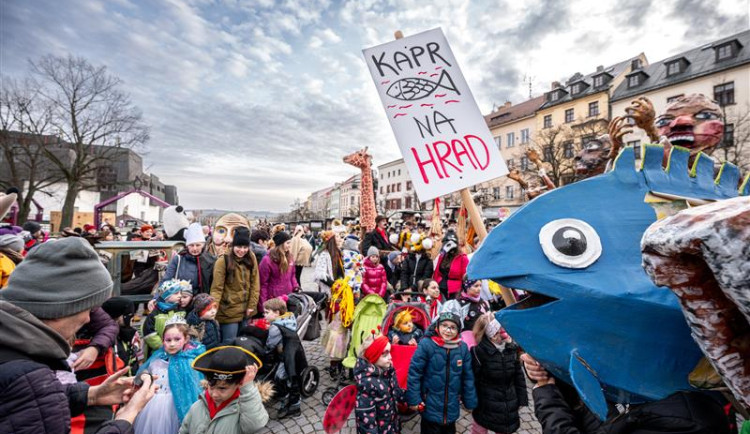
[191,346,262,381]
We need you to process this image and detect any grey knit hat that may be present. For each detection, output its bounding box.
[0,234,24,253]
[0,237,113,319]
[366,246,379,257]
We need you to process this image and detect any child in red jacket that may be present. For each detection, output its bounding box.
[361,247,387,298]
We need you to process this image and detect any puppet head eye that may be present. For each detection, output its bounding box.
[539,219,602,268]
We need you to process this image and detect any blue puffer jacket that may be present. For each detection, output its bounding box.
[406,336,478,424]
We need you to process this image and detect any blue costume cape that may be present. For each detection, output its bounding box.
[137,341,205,421]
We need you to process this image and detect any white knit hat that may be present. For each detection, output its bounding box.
[184,223,205,245]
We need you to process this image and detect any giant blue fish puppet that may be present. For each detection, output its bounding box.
[468,144,750,420]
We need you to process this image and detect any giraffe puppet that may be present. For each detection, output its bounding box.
[343,147,376,233]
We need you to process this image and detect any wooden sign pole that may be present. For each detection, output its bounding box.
[394,29,515,307]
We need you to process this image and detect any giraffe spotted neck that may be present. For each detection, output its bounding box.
[343,148,376,232]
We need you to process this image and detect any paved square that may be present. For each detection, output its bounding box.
[256,268,542,433]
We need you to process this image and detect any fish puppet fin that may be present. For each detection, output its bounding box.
[569,350,609,421]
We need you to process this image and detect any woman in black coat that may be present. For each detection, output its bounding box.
[471,315,528,433]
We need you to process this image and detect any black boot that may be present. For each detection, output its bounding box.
[278,378,301,419]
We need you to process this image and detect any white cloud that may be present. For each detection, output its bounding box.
[2,0,747,211]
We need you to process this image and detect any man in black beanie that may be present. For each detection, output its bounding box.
[0,237,156,433]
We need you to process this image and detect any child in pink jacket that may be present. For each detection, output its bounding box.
[361,246,387,298]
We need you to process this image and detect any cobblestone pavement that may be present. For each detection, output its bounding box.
[256,267,542,434]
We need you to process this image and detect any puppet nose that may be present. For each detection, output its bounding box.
[671,114,694,127]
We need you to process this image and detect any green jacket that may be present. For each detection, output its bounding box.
[178,382,269,434]
[210,254,260,324]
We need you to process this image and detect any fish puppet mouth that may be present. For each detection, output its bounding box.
[641,196,750,411]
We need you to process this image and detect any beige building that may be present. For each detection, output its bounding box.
[476,95,546,218]
[611,30,750,167]
[533,54,647,185]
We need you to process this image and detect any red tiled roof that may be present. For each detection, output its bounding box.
[484,95,546,128]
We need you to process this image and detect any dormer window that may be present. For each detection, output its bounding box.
[550,91,560,102]
[715,40,741,62]
[592,73,611,88]
[627,71,648,89]
[631,59,643,70]
[569,81,588,95]
[666,57,690,77]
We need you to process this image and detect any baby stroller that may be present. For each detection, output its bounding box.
[381,297,431,389]
[286,291,328,341]
[233,319,320,400]
[321,293,387,405]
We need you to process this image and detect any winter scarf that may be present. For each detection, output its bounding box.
[431,335,461,350]
[138,341,206,421]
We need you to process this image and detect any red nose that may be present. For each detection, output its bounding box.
[671,114,694,127]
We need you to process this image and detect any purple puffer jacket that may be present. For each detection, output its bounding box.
[258,253,298,312]
[82,307,119,353]
[0,301,132,434]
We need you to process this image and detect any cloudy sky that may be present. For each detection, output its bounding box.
[1,0,748,212]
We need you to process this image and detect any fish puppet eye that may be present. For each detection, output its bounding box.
[539,219,602,268]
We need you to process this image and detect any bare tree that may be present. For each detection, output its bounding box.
[718,103,750,173]
[0,77,66,223]
[528,117,608,186]
[28,54,149,227]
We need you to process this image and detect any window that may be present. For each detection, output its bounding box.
[723,124,734,147]
[380,173,383,179]
[387,171,390,178]
[405,197,412,209]
[387,185,390,193]
[627,140,641,158]
[582,135,596,147]
[563,141,574,158]
[565,108,574,123]
[714,82,734,106]
[520,156,529,170]
[588,101,599,117]
[550,91,559,102]
[380,186,384,194]
[505,186,515,199]
[666,94,684,103]
[543,115,552,128]
[397,183,401,192]
[666,61,682,76]
[506,132,515,148]
[628,75,640,88]
[631,59,642,70]
[543,145,554,162]
[521,128,530,144]
[406,181,412,190]
[494,136,501,148]
[593,75,605,87]
[716,42,738,61]
[571,83,581,94]
[493,187,501,200]
[507,158,515,169]
[398,169,401,176]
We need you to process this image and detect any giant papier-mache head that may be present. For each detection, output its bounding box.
[469,144,750,420]
[211,213,250,254]
[656,94,724,157]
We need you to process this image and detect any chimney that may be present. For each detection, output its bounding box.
[503,101,512,108]
[596,65,604,72]
[551,81,561,90]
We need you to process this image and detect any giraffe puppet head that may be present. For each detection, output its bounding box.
[343,147,371,168]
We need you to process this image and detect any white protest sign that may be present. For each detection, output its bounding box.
[363,28,507,202]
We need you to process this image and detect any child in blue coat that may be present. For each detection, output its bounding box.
[406,311,478,434]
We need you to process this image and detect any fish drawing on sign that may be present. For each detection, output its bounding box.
[468,144,750,421]
[385,69,460,101]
